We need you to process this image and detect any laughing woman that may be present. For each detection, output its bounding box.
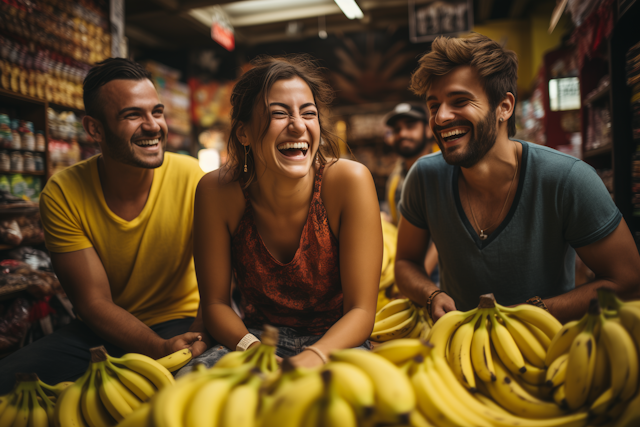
[181,55,382,371]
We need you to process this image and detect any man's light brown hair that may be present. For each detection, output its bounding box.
[410,33,518,137]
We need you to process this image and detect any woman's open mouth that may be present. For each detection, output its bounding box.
[277,142,309,158]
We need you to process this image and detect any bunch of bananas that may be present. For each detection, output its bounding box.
[260,348,416,427]
[0,373,70,427]
[425,293,566,419]
[543,289,640,426]
[212,325,280,372]
[116,328,282,427]
[370,298,432,342]
[377,218,398,311]
[53,345,176,427]
[372,338,590,427]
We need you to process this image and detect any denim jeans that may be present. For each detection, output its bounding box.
[176,326,371,378]
[0,317,195,394]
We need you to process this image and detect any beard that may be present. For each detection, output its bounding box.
[102,126,166,169]
[394,134,432,159]
[434,108,498,168]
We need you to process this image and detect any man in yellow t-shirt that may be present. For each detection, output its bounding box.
[0,58,206,392]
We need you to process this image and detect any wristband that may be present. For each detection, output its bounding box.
[525,296,549,312]
[303,346,327,364]
[426,289,446,318]
[236,333,260,351]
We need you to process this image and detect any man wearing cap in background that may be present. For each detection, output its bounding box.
[384,102,440,282]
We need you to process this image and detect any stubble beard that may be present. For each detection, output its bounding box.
[437,109,498,169]
[394,135,432,159]
[103,126,166,169]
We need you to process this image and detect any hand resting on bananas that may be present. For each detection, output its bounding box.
[0,58,209,393]
[182,55,382,372]
[394,33,640,325]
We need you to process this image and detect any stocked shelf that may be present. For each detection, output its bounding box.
[584,83,611,106]
[583,144,613,158]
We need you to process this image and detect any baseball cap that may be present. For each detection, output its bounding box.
[384,103,428,126]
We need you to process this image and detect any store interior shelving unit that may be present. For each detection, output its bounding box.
[579,0,640,247]
[610,0,640,246]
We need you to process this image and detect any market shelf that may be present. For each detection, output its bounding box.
[0,171,46,176]
[583,144,612,159]
[0,88,47,107]
[584,84,611,106]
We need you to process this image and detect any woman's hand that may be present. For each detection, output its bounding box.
[288,349,325,369]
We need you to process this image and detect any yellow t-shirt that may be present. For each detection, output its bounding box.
[39,153,205,326]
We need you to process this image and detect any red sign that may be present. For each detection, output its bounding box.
[212,23,235,51]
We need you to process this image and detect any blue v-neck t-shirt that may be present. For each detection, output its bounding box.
[399,140,622,310]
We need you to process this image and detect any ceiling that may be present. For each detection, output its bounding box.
[125,0,540,50]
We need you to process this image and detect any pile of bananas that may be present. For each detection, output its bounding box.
[0,373,70,427]
[543,289,640,426]
[116,325,283,427]
[53,345,177,427]
[377,218,398,311]
[370,298,432,342]
[372,338,590,427]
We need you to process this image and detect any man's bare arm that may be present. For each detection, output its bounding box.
[395,215,456,321]
[544,219,640,323]
[51,248,203,359]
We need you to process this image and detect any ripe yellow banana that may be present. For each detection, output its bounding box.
[553,384,567,408]
[260,371,325,427]
[379,263,395,290]
[97,363,133,422]
[53,368,91,427]
[518,361,547,386]
[108,353,174,391]
[563,313,597,411]
[587,336,609,404]
[499,311,547,368]
[155,349,193,373]
[518,316,552,350]
[426,308,477,358]
[373,306,414,333]
[589,386,615,416]
[497,303,562,339]
[375,299,411,322]
[431,352,588,427]
[490,312,527,376]
[215,349,253,369]
[151,368,213,427]
[317,370,358,427]
[600,314,639,403]
[448,310,480,391]
[219,374,262,427]
[322,362,374,420]
[370,308,418,342]
[545,317,587,367]
[0,384,21,427]
[81,364,116,427]
[106,360,156,402]
[184,375,238,427]
[371,338,430,366]
[412,362,470,427]
[330,349,415,424]
[116,403,152,427]
[545,353,569,388]
[12,384,30,427]
[471,311,497,382]
[27,388,49,427]
[486,353,566,419]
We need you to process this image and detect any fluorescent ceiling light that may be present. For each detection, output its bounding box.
[334,0,363,19]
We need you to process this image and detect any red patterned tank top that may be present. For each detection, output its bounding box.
[230,165,343,335]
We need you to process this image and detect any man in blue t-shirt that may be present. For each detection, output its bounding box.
[396,33,640,324]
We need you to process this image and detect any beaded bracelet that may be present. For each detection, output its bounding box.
[525,296,549,312]
[426,289,446,318]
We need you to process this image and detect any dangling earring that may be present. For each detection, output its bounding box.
[243,145,249,173]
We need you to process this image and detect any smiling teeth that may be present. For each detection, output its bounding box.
[441,129,467,138]
[278,142,309,151]
[136,139,159,146]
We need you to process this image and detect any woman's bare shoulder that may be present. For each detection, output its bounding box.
[196,168,246,213]
[323,158,373,187]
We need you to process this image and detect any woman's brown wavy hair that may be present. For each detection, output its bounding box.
[410,33,519,137]
[223,54,341,187]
